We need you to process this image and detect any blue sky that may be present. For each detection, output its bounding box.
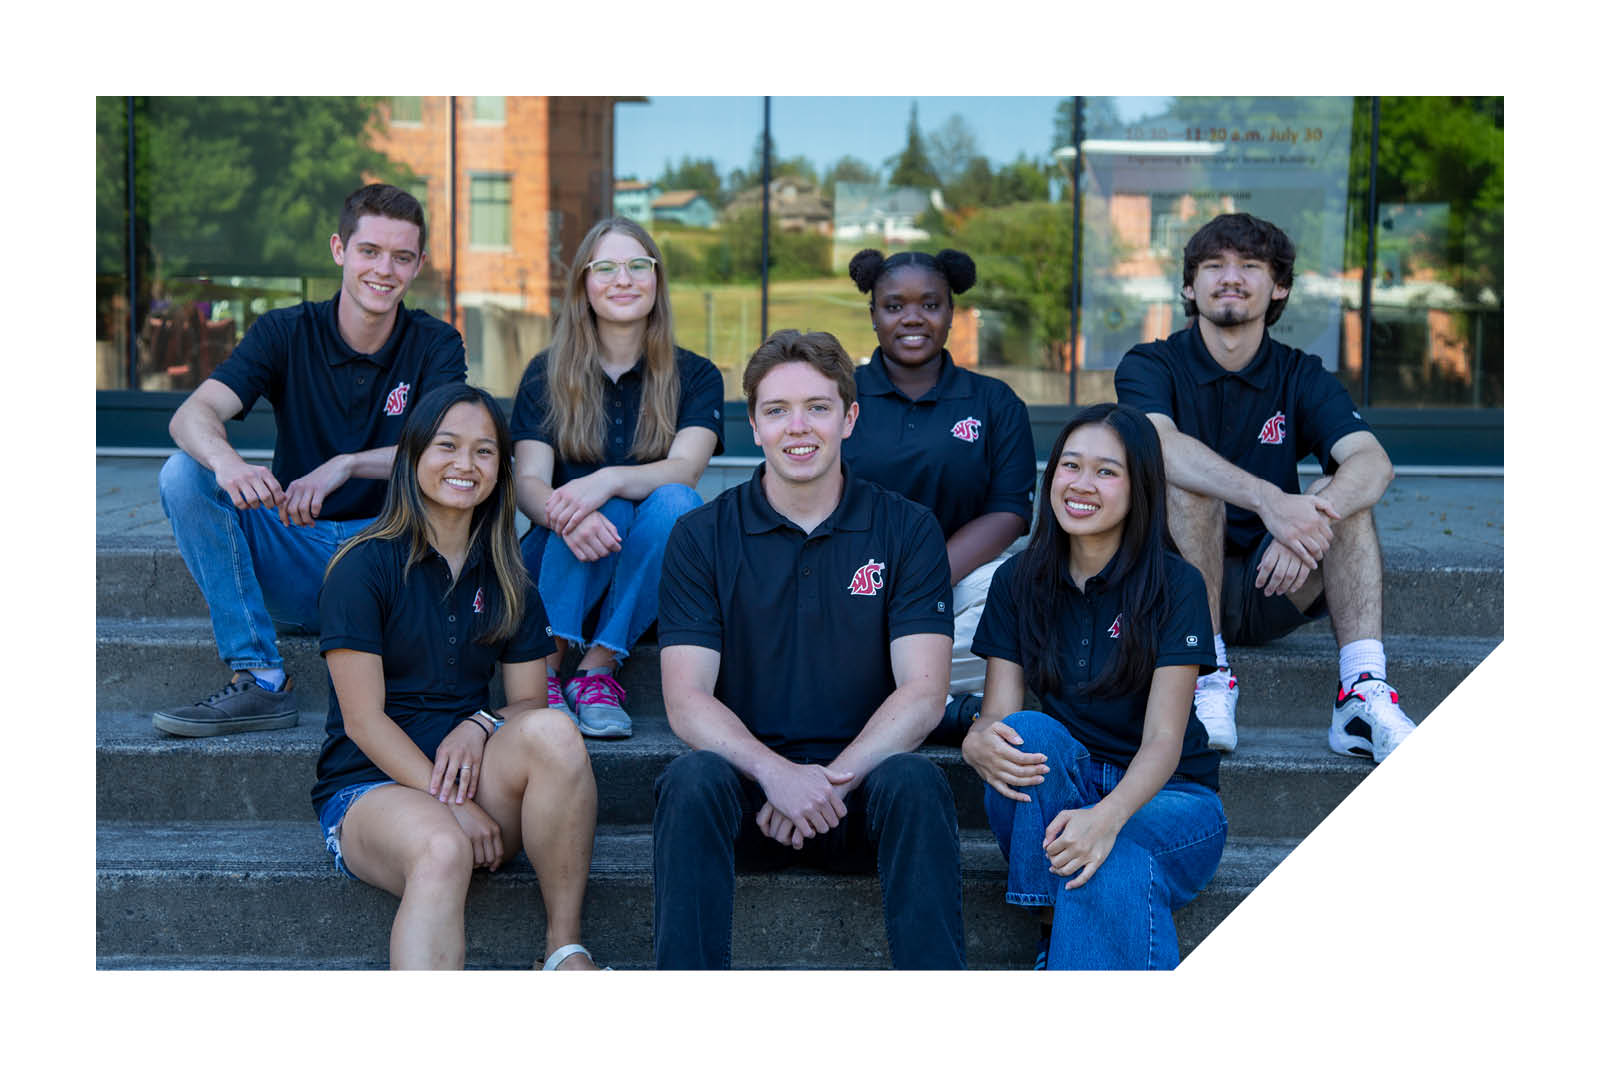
[613,96,1161,185]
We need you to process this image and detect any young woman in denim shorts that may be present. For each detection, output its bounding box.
[312,383,602,970]
[961,403,1228,969]
[510,218,724,741]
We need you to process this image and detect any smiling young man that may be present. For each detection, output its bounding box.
[153,184,467,737]
[1114,213,1416,763]
[651,329,965,969]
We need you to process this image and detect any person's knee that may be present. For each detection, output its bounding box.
[158,451,214,509]
[642,483,702,521]
[504,707,590,777]
[407,823,475,887]
[868,753,953,811]
[655,750,738,811]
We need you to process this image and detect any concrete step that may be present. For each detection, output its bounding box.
[95,535,1503,638]
[94,618,664,715]
[98,708,1385,840]
[95,820,1295,970]
[95,616,1494,731]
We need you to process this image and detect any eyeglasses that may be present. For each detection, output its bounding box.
[585,255,657,282]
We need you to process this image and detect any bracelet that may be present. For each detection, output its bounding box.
[473,708,503,734]
[465,715,492,738]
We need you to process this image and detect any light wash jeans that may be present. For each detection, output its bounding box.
[159,452,373,671]
[521,483,700,664]
[983,709,1227,970]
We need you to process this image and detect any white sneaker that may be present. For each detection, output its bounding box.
[1193,667,1239,752]
[1330,673,1416,763]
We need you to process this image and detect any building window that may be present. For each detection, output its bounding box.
[391,96,423,125]
[470,174,512,248]
[406,179,429,214]
[473,96,505,124]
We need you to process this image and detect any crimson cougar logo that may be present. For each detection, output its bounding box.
[383,382,412,416]
[1107,613,1122,639]
[472,587,485,614]
[1258,411,1286,445]
[951,417,981,443]
[848,559,886,596]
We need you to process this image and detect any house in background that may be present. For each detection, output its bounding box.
[650,189,717,228]
[613,179,657,224]
[831,182,935,246]
[726,177,832,234]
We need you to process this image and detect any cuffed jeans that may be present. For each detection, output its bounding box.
[521,483,700,664]
[983,710,1227,970]
[652,749,966,969]
[159,452,373,671]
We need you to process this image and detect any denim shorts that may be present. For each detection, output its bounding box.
[316,780,396,880]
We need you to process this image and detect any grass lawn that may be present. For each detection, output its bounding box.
[672,277,879,392]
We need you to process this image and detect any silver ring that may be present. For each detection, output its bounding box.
[460,764,472,774]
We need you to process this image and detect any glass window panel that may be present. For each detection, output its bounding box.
[469,173,512,248]
[613,96,766,402]
[766,96,1071,404]
[1077,96,1359,403]
[473,96,505,123]
[1365,96,1503,408]
[126,97,421,391]
[391,96,422,124]
[97,96,131,389]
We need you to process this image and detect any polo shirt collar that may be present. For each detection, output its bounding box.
[739,461,874,536]
[1181,322,1276,388]
[858,348,971,401]
[322,291,406,369]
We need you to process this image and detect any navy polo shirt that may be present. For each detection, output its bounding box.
[311,534,557,812]
[658,463,953,763]
[1115,323,1369,554]
[509,346,725,487]
[844,349,1037,540]
[208,294,468,522]
[972,550,1220,791]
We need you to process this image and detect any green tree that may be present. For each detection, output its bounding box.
[730,132,818,192]
[929,114,979,187]
[955,200,1078,369]
[885,102,940,189]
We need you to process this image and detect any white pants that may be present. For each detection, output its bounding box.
[949,555,1008,696]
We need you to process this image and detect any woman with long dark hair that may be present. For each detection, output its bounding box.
[843,248,1036,743]
[511,218,723,739]
[962,403,1226,969]
[313,383,602,970]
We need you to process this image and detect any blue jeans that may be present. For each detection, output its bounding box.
[521,483,700,664]
[652,749,966,969]
[159,452,373,671]
[983,710,1227,970]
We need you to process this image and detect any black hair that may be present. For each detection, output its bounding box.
[1013,403,1178,700]
[1181,213,1295,326]
[847,248,977,299]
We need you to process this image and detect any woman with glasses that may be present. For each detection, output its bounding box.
[511,218,723,739]
[843,248,1037,744]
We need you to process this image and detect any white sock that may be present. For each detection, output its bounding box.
[247,667,286,691]
[1213,633,1230,671]
[1339,640,1387,690]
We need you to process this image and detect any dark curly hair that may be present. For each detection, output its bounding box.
[1181,213,1296,326]
[847,248,977,300]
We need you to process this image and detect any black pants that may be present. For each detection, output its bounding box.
[652,749,966,969]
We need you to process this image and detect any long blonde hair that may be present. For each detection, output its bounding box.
[328,384,528,645]
[541,217,681,463]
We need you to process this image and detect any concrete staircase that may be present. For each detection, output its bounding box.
[95,461,1503,969]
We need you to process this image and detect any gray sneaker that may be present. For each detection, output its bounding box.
[152,672,298,737]
[563,668,631,738]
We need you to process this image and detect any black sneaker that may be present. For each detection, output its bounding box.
[152,673,298,737]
